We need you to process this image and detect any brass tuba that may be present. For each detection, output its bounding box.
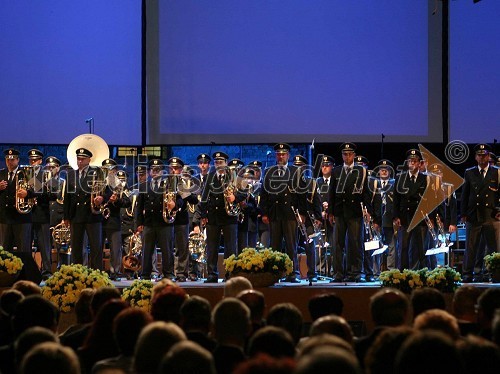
[122,230,142,272]
[15,165,36,214]
[162,176,178,224]
[188,231,207,263]
[223,169,241,217]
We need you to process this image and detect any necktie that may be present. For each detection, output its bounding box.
[324,178,329,186]
[411,175,416,184]
[480,169,486,178]
[219,174,224,184]
[8,171,14,182]
[80,170,86,182]
[278,167,284,177]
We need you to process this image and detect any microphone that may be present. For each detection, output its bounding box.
[85,117,94,123]
[266,150,272,156]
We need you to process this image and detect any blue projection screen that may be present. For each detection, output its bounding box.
[0,0,142,145]
[147,0,442,144]
[449,0,500,144]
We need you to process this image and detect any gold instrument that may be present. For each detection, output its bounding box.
[56,179,66,205]
[100,172,124,219]
[422,210,438,245]
[361,203,383,250]
[122,230,142,273]
[307,211,325,248]
[224,169,241,217]
[90,167,108,215]
[291,205,309,240]
[15,165,36,214]
[51,221,71,246]
[435,213,450,247]
[125,191,137,217]
[162,177,178,224]
[188,231,207,263]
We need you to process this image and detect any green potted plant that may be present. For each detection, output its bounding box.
[224,247,293,287]
[484,252,500,282]
[0,246,24,287]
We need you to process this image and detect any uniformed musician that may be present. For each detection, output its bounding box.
[328,143,373,282]
[461,143,499,282]
[393,149,428,271]
[198,151,245,283]
[28,149,53,279]
[62,148,104,269]
[0,148,33,253]
[136,158,183,280]
[317,155,335,278]
[260,143,304,283]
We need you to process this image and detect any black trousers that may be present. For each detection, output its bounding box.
[0,223,32,253]
[71,222,102,270]
[33,222,52,275]
[142,225,174,278]
[333,217,362,279]
[206,223,237,278]
[269,219,299,275]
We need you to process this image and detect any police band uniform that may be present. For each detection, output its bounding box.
[0,148,34,253]
[136,158,183,280]
[392,149,428,270]
[461,143,500,282]
[63,148,104,269]
[198,151,246,283]
[328,143,373,282]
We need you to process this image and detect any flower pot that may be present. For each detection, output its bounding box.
[231,272,281,287]
[0,271,20,288]
[491,270,500,283]
[58,310,78,334]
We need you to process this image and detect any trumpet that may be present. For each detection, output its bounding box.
[15,165,36,214]
[292,205,308,239]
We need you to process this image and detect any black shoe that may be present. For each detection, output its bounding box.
[141,275,151,280]
[366,276,376,282]
[204,276,218,284]
[308,277,318,283]
[41,273,51,281]
[355,277,367,283]
[176,275,187,283]
[188,274,199,281]
[329,277,343,283]
[344,277,355,282]
[285,276,300,283]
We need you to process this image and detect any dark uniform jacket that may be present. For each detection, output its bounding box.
[260,164,305,221]
[102,184,132,231]
[393,172,428,227]
[328,164,373,219]
[199,169,246,226]
[0,167,34,224]
[461,166,499,223]
[136,177,184,227]
[372,178,395,228]
[63,166,104,224]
